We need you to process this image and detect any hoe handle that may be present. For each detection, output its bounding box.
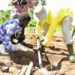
[37,38,43,68]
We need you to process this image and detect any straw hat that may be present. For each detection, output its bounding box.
[34,5,47,22]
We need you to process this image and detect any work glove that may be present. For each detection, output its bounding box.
[34,36,43,52]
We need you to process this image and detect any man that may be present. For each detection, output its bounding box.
[34,5,75,62]
[0,13,31,55]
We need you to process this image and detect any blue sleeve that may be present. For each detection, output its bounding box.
[2,24,17,52]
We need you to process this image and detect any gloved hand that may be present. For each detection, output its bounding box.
[33,36,41,52]
[34,44,45,53]
[34,38,44,52]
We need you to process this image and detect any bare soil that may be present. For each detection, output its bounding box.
[0,33,75,75]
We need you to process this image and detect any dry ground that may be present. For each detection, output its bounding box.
[0,33,75,75]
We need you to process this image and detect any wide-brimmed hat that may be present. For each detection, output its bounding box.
[34,5,47,22]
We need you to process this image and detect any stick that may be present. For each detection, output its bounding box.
[37,39,42,68]
[18,66,28,75]
[25,62,33,75]
[16,70,21,75]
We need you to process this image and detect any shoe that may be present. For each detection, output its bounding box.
[69,55,75,62]
[40,45,45,52]
[0,49,9,55]
[0,44,9,55]
[0,51,9,55]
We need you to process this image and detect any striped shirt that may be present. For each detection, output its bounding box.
[0,19,22,52]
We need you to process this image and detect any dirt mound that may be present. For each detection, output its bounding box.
[0,33,75,75]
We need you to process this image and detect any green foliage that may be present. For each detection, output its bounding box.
[25,27,36,33]
[28,8,34,18]
[34,0,46,6]
[28,0,46,27]
[28,19,37,27]
[41,0,46,5]
[0,10,11,24]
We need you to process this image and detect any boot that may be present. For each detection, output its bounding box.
[40,44,45,52]
[67,44,75,62]
[40,39,45,53]
[72,28,75,37]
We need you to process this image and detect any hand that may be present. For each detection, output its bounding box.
[35,35,39,39]
[11,39,18,44]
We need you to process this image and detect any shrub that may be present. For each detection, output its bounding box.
[0,10,11,24]
[28,19,37,27]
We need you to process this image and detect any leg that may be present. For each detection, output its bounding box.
[61,16,75,62]
[0,34,9,55]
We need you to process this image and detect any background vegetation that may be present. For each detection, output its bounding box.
[0,10,11,24]
[0,0,46,25]
[0,0,62,35]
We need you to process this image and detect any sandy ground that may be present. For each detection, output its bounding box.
[0,33,75,75]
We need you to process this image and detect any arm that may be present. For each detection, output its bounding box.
[18,28,25,43]
[36,22,42,36]
[42,11,58,46]
[42,8,73,46]
[42,19,58,46]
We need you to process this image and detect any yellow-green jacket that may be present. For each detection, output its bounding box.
[36,8,73,46]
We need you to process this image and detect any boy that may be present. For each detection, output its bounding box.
[0,13,31,55]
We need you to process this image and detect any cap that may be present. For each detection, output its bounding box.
[34,5,47,22]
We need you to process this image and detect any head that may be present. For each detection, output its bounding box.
[27,0,34,8]
[12,0,18,5]
[19,0,33,8]
[18,13,31,27]
[19,0,27,5]
[19,0,29,12]
[34,5,47,22]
